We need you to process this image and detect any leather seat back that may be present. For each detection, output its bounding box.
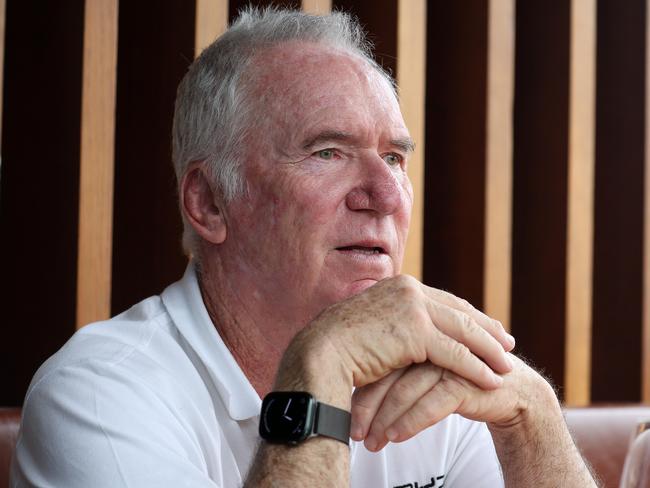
[564,405,650,487]
[0,408,21,487]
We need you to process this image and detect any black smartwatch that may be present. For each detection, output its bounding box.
[259,391,351,445]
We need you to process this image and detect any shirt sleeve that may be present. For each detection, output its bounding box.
[444,417,504,487]
[11,361,223,488]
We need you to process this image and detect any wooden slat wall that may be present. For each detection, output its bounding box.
[195,0,228,57]
[423,2,489,309]
[0,0,5,145]
[565,0,596,407]
[5,0,650,407]
[110,2,192,316]
[75,0,119,328]
[302,0,331,15]
[398,0,426,280]
[645,0,650,404]
[484,0,515,330]
[1,0,85,406]
[591,0,645,403]
[511,0,571,398]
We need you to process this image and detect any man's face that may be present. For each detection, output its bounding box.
[220,42,413,324]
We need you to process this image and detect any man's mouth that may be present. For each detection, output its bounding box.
[336,245,387,255]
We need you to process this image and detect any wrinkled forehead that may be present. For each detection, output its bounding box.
[246,41,402,125]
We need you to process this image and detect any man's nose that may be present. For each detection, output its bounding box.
[345,155,404,215]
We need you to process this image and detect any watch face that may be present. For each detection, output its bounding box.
[259,392,315,444]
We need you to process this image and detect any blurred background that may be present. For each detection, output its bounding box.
[0,0,648,410]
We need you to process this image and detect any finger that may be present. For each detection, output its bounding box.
[427,300,513,375]
[350,368,406,441]
[364,363,442,451]
[420,284,515,352]
[424,323,503,390]
[384,373,466,444]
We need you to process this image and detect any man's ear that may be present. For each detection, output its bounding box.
[180,163,227,245]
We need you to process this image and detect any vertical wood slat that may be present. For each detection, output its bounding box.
[591,0,645,403]
[398,0,426,281]
[76,0,119,328]
[0,0,5,147]
[641,1,650,403]
[511,2,571,394]
[484,0,515,330]
[301,0,332,15]
[195,0,228,58]
[564,0,596,406]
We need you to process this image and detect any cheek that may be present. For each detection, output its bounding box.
[279,171,347,227]
[238,175,337,251]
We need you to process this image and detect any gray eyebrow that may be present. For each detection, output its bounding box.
[301,130,354,151]
[301,130,416,154]
[390,137,416,154]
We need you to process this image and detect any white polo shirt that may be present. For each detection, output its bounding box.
[11,264,504,487]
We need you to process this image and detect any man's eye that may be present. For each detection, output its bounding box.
[383,153,402,166]
[316,149,335,160]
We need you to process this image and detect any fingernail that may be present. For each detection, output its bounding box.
[386,428,398,441]
[506,333,516,347]
[493,374,504,386]
[365,434,378,451]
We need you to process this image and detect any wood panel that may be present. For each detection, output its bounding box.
[591,0,645,403]
[111,1,193,316]
[229,0,298,23]
[301,0,331,14]
[645,0,650,403]
[423,1,488,308]
[76,0,119,328]
[483,0,515,329]
[511,1,570,395]
[564,0,596,407]
[0,0,5,144]
[195,0,228,57]
[0,0,85,405]
[398,0,426,280]
[332,0,397,77]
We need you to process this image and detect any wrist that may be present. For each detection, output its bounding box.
[488,370,562,447]
[274,324,353,411]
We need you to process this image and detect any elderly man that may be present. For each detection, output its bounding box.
[12,8,596,488]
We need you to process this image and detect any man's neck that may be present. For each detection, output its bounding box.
[195,255,304,398]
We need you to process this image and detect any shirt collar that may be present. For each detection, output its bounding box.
[161,261,261,421]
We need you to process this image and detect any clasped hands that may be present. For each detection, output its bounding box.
[281,275,545,452]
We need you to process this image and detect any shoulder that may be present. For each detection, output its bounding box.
[24,292,217,417]
[13,296,222,487]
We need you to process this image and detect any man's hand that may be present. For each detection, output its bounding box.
[350,355,535,451]
[258,275,596,487]
[277,275,514,405]
[349,356,598,487]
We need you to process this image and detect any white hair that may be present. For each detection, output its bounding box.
[172,6,396,255]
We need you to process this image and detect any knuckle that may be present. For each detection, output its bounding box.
[435,377,463,405]
[391,275,421,299]
[397,412,419,437]
[441,289,474,311]
[457,297,475,312]
[420,399,441,422]
[449,341,472,363]
[391,377,415,399]
[393,274,418,287]
[492,318,505,332]
[456,312,478,342]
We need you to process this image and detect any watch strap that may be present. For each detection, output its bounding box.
[314,402,351,444]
